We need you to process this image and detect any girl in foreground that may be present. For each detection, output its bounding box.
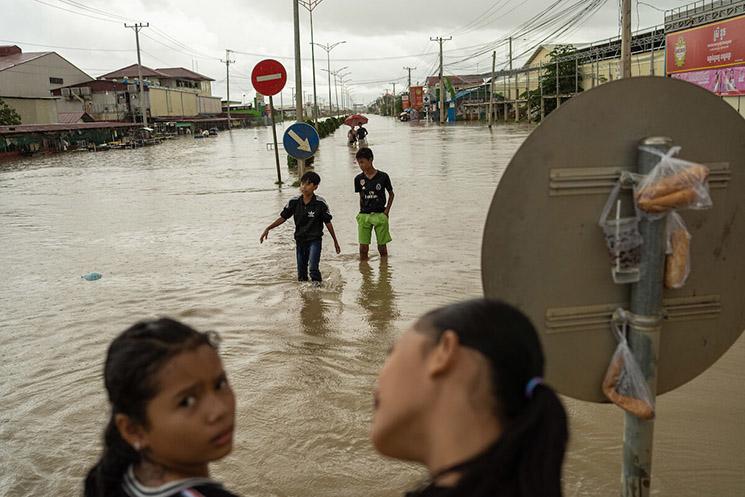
[84,318,241,497]
[372,299,569,497]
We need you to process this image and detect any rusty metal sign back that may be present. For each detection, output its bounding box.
[482,77,745,402]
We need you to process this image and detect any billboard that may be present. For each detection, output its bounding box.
[409,86,424,110]
[671,66,745,96]
[666,14,745,73]
[666,14,745,96]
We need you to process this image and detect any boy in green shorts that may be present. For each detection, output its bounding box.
[354,147,394,260]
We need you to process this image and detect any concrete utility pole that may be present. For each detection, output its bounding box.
[621,0,632,78]
[390,82,397,117]
[124,22,149,126]
[312,41,346,116]
[299,0,323,124]
[292,0,305,175]
[403,66,416,89]
[431,36,452,124]
[488,50,495,127]
[220,49,235,129]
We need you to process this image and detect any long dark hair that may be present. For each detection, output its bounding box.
[413,298,568,497]
[84,318,217,497]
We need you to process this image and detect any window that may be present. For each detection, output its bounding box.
[49,77,63,85]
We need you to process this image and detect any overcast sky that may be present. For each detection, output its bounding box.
[2,0,694,105]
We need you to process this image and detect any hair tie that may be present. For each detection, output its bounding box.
[525,377,544,399]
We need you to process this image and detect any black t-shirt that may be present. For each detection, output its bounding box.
[354,170,393,213]
[280,194,333,243]
[357,126,368,139]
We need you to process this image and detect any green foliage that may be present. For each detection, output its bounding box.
[521,45,582,122]
[0,98,21,125]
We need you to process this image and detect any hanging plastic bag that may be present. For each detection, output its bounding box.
[635,146,712,215]
[664,212,691,289]
[598,181,642,284]
[602,309,655,420]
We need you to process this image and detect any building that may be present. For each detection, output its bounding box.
[52,80,131,122]
[98,64,221,119]
[0,45,92,124]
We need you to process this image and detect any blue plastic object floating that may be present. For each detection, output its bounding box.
[82,272,103,281]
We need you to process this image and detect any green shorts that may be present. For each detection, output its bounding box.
[356,212,392,246]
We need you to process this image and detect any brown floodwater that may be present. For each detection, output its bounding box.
[0,116,742,497]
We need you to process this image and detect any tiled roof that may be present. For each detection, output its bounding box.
[155,67,214,81]
[99,64,166,79]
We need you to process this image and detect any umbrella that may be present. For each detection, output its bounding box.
[344,114,368,127]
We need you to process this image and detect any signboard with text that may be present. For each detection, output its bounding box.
[410,86,424,110]
[666,14,745,74]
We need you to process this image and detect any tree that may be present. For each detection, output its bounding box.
[521,45,582,122]
[0,98,21,125]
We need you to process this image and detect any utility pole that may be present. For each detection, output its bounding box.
[431,36,452,124]
[292,0,305,175]
[488,50,495,127]
[312,41,346,116]
[124,22,149,126]
[403,66,415,89]
[221,49,235,129]
[300,0,323,125]
[621,0,632,78]
[390,82,397,117]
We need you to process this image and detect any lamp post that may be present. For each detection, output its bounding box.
[312,41,346,116]
[338,71,351,113]
[299,0,323,126]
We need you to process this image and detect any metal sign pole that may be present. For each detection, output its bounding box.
[269,95,282,185]
[622,137,671,497]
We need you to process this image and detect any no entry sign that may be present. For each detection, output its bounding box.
[251,59,287,96]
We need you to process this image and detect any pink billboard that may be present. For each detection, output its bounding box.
[671,66,745,96]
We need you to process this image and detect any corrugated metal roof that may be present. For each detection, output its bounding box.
[57,112,95,123]
[0,122,139,135]
[0,52,52,72]
[155,67,214,81]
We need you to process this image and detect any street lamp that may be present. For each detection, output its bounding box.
[299,0,324,126]
[338,71,351,113]
[312,41,346,116]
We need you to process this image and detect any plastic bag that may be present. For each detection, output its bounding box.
[664,212,691,289]
[635,146,712,216]
[602,309,655,420]
[598,181,642,284]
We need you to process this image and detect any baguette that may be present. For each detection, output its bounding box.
[665,229,690,289]
[636,163,709,200]
[602,354,655,420]
[637,187,698,212]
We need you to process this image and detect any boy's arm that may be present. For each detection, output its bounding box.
[260,217,287,243]
[384,190,395,217]
[325,222,341,254]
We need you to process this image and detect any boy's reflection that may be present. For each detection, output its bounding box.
[357,259,399,332]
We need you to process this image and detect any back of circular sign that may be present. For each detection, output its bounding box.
[482,76,745,402]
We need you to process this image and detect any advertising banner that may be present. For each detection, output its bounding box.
[671,66,745,96]
[666,14,745,74]
[409,86,424,110]
[402,94,410,109]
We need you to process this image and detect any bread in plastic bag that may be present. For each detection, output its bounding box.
[665,212,691,289]
[635,146,712,215]
[602,309,655,420]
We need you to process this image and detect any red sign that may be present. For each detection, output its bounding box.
[402,94,410,109]
[666,14,745,74]
[410,86,424,110]
[251,59,287,96]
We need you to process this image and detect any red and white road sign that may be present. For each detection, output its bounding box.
[251,59,287,96]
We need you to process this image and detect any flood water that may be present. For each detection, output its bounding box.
[1,116,743,497]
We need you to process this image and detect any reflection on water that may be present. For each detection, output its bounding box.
[357,259,399,333]
[0,116,743,497]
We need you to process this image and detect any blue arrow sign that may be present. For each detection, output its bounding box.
[282,122,320,160]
